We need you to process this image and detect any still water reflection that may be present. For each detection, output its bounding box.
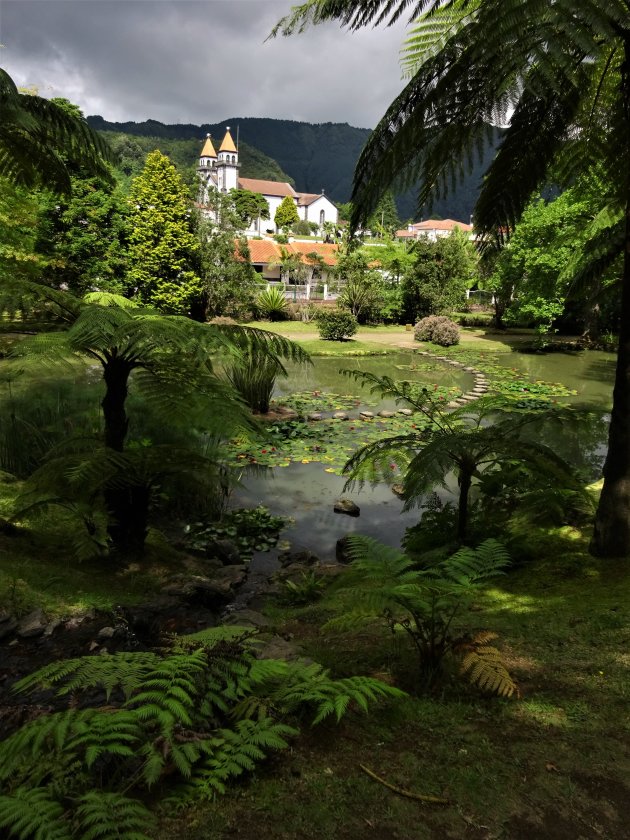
[239,349,616,561]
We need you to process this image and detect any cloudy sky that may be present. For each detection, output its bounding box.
[0,0,410,129]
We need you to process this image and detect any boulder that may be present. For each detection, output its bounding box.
[206,538,241,566]
[16,609,46,639]
[334,498,360,517]
[258,636,302,661]
[279,549,320,568]
[225,609,270,628]
[0,613,17,640]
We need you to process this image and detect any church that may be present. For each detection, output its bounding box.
[197,128,338,235]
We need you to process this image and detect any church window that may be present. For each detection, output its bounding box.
[319,209,325,225]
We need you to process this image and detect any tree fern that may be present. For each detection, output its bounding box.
[325,535,516,694]
[273,0,630,558]
[0,68,114,194]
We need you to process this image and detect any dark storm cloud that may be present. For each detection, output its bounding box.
[0,0,408,128]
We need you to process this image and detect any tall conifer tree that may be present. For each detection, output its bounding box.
[127,151,201,314]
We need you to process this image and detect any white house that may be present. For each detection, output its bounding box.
[197,129,338,234]
[395,218,474,242]
[240,239,339,299]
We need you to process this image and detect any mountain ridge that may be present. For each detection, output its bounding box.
[88,115,495,222]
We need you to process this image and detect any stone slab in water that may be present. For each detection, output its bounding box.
[378,410,396,418]
[360,411,374,419]
[308,412,323,420]
[334,498,360,517]
[398,408,413,416]
[333,412,348,420]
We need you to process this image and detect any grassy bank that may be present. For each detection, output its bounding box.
[158,532,630,840]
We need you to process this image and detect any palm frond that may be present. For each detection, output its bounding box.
[269,0,442,37]
[0,69,115,193]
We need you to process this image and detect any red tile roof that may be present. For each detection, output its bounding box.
[287,241,338,266]
[238,178,296,198]
[235,239,339,267]
[245,239,283,264]
[411,218,473,232]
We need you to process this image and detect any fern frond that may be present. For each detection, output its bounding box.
[459,637,519,699]
[185,718,297,800]
[13,652,160,700]
[75,792,156,840]
[0,787,70,840]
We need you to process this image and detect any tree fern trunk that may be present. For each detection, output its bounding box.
[591,34,630,557]
[457,468,472,543]
[102,357,130,452]
[101,358,147,555]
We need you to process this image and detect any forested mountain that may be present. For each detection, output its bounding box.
[90,125,294,187]
[88,115,498,222]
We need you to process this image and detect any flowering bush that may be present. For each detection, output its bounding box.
[414,315,460,346]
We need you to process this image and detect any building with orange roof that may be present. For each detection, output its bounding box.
[395,218,474,242]
[237,239,339,299]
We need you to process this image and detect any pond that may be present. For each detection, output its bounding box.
[237,347,617,564]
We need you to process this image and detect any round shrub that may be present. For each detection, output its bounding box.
[414,315,460,346]
[316,309,358,341]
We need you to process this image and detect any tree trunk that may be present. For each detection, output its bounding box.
[591,35,630,557]
[101,358,149,556]
[457,468,473,543]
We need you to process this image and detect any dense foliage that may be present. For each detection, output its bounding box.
[0,628,402,839]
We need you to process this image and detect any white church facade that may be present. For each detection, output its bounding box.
[197,128,338,235]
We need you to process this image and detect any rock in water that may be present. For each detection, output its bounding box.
[334,498,360,517]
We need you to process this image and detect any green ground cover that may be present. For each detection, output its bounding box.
[157,539,630,840]
[2,322,628,839]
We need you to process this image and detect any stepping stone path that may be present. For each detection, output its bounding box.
[360,411,374,419]
[414,350,492,412]
[332,412,348,420]
[378,410,396,418]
